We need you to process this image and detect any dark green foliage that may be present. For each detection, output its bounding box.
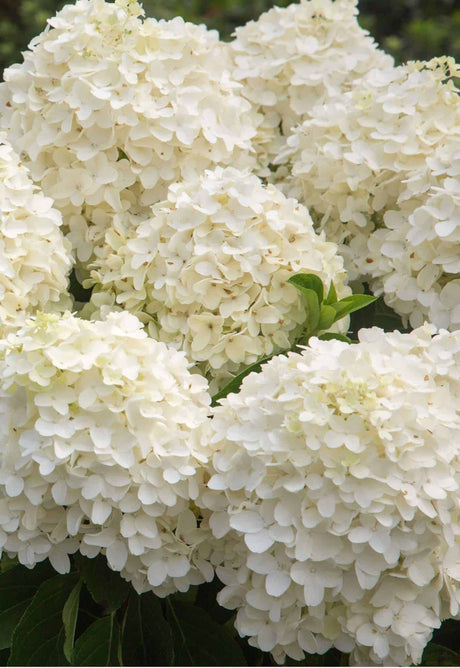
[74,554,130,614]
[0,561,55,650]
[165,597,246,666]
[358,0,460,63]
[421,642,460,666]
[0,556,259,667]
[8,573,78,666]
[73,615,120,666]
[121,592,174,666]
[62,580,82,663]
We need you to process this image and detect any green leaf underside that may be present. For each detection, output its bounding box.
[75,555,130,613]
[73,615,118,667]
[63,580,82,664]
[166,599,246,667]
[8,573,78,666]
[0,562,55,651]
[122,592,174,666]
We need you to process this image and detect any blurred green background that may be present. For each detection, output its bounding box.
[1,0,460,78]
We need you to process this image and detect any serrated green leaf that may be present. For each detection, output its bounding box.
[287,274,324,303]
[317,304,337,331]
[73,615,119,667]
[331,294,378,322]
[421,642,460,666]
[324,281,338,305]
[122,592,173,666]
[318,333,352,344]
[75,555,130,613]
[63,580,82,664]
[211,352,279,406]
[0,561,55,650]
[166,599,246,667]
[8,572,78,666]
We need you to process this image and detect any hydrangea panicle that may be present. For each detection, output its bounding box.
[85,166,350,391]
[284,57,460,330]
[228,0,393,171]
[203,325,460,665]
[0,310,215,595]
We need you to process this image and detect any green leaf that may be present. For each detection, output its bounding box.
[122,592,174,666]
[63,580,82,664]
[211,352,279,406]
[324,281,338,305]
[295,287,321,333]
[331,294,378,322]
[318,333,352,344]
[75,555,130,613]
[0,557,18,575]
[0,561,55,650]
[287,273,323,303]
[8,572,78,666]
[421,642,460,666]
[166,599,246,666]
[73,615,119,667]
[287,274,322,332]
[317,304,337,331]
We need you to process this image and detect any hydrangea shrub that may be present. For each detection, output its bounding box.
[0,0,459,666]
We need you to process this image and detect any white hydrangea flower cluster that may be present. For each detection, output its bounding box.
[284,57,460,329]
[85,166,350,391]
[202,325,460,666]
[0,138,73,330]
[229,0,393,170]
[0,310,215,595]
[0,0,258,273]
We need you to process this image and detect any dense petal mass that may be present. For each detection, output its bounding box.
[85,166,350,391]
[0,139,73,329]
[0,0,259,275]
[285,57,460,329]
[229,0,392,170]
[0,311,215,595]
[203,326,460,665]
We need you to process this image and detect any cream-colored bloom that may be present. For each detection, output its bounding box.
[0,311,215,595]
[0,139,73,330]
[85,166,350,391]
[203,325,460,665]
[0,0,259,277]
[228,0,392,171]
[285,58,460,330]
